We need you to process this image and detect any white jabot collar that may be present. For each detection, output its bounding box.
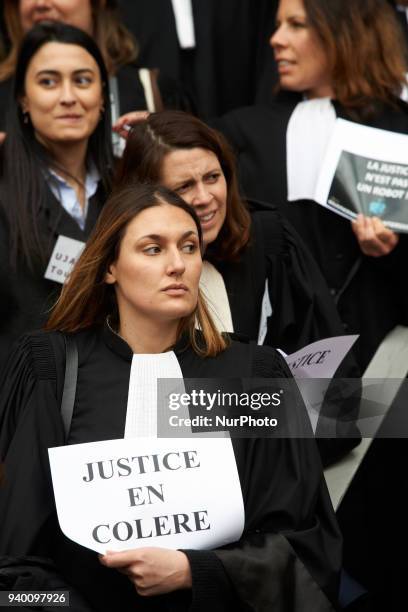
[287,98,336,202]
[125,352,184,438]
[125,342,228,440]
[200,261,234,333]
[171,0,196,49]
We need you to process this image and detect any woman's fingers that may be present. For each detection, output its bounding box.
[112,111,150,138]
[351,214,399,256]
[99,547,192,596]
[99,549,143,568]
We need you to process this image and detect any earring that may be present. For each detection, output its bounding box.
[23,112,29,124]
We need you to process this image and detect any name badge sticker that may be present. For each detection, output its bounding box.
[44,235,85,284]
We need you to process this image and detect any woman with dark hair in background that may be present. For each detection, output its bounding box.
[0,21,113,373]
[0,0,193,147]
[115,110,361,467]
[0,182,342,612]
[214,0,408,373]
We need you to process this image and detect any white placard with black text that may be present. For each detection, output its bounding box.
[49,437,244,554]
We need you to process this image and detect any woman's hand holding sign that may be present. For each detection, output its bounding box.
[100,548,192,596]
[351,214,399,257]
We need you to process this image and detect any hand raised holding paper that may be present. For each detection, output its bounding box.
[100,548,192,596]
[351,214,399,257]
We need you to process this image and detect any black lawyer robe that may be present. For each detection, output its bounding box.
[215,206,357,355]
[118,0,279,117]
[213,98,408,371]
[0,325,341,611]
[0,180,107,375]
[209,206,361,466]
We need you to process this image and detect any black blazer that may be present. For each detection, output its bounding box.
[0,180,106,374]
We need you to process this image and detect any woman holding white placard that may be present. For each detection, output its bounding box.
[0,21,113,375]
[212,0,408,373]
[0,182,341,611]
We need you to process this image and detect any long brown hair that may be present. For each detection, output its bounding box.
[116,111,251,262]
[46,183,227,358]
[0,0,137,80]
[303,0,408,117]
[1,22,113,270]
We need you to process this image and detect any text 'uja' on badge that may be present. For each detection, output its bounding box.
[44,235,85,284]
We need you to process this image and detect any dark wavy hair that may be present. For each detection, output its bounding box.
[0,21,113,268]
[116,111,251,262]
[303,0,408,117]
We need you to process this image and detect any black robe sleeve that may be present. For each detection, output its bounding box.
[250,209,351,353]
[210,345,341,611]
[251,210,362,465]
[0,333,65,555]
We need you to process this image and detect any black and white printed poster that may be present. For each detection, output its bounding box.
[315,119,408,232]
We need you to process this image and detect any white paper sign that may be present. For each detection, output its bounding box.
[285,335,358,379]
[284,335,358,431]
[315,119,408,231]
[44,235,85,284]
[49,437,244,554]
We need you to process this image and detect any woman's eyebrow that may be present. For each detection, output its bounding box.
[173,177,195,185]
[35,68,95,76]
[138,230,198,241]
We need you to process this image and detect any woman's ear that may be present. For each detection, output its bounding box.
[20,96,29,114]
[105,264,116,285]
